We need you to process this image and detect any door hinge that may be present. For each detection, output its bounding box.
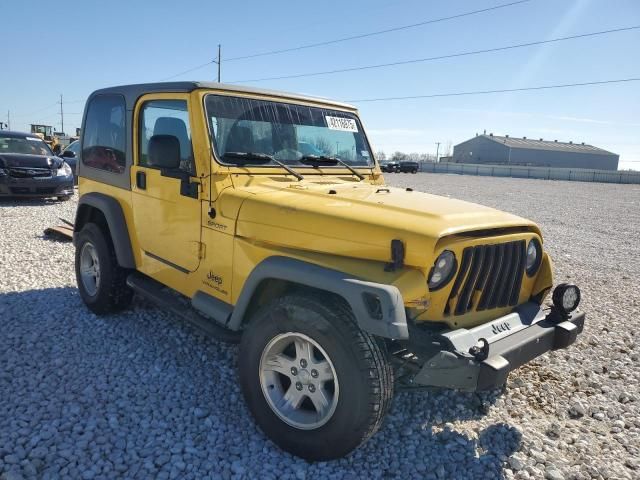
[198,242,206,259]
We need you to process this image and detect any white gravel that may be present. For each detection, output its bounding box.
[1,174,639,480]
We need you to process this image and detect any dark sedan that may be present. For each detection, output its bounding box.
[0,130,74,200]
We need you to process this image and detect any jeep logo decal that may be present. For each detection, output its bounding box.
[207,271,223,285]
[491,321,511,335]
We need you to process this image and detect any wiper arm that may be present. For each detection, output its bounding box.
[299,155,365,181]
[223,151,303,181]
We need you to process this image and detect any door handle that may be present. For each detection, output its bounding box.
[136,171,146,190]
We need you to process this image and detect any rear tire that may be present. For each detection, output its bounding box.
[238,293,393,460]
[75,223,133,314]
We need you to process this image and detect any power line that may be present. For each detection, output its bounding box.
[158,60,217,81]
[11,102,59,119]
[153,0,531,81]
[157,46,222,83]
[230,25,640,83]
[345,77,640,103]
[223,0,532,62]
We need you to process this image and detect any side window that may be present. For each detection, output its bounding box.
[139,100,194,175]
[82,95,126,173]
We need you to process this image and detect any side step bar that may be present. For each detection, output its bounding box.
[126,272,241,344]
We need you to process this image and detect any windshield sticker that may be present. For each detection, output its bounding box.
[361,151,370,157]
[325,116,358,132]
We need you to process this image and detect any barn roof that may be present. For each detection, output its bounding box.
[481,134,616,155]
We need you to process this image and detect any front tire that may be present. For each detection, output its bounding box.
[239,294,393,460]
[75,223,133,314]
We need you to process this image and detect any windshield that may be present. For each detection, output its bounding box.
[204,95,374,167]
[0,136,53,156]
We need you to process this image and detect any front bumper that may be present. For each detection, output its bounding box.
[0,175,74,197]
[409,302,585,391]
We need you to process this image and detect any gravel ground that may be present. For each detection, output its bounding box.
[0,174,639,480]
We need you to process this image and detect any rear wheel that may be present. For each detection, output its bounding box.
[75,223,133,314]
[238,293,394,460]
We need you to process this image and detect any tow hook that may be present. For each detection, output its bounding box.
[469,338,490,361]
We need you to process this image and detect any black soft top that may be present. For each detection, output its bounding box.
[89,81,356,111]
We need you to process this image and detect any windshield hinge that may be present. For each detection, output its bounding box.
[384,239,405,272]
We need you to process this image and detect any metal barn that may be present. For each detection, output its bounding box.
[452,134,619,170]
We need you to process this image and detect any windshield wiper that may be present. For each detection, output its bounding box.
[223,151,303,181]
[299,155,365,181]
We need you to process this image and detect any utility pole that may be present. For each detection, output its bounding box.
[7,110,10,130]
[435,142,441,163]
[213,44,221,82]
[59,94,64,134]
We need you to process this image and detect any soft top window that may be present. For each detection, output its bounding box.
[82,94,126,174]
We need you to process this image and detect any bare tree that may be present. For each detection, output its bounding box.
[312,137,333,156]
[392,151,407,161]
[444,141,452,157]
[376,150,386,162]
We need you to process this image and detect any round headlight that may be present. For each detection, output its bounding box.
[428,250,457,290]
[526,238,542,276]
[552,283,581,314]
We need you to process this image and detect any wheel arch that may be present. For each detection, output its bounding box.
[74,192,136,269]
[228,256,408,339]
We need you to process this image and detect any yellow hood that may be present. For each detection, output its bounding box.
[226,177,540,267]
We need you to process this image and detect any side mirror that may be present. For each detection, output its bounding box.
[148,135,181,169]
[61,149,76,158]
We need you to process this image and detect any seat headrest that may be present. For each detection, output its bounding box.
[148,135,181,169]
[154,117,191,158]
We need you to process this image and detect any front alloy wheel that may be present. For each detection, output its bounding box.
[239,293,394,460]
[260,332,339,430]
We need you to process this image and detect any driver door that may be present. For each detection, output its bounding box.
[131,94,202,273]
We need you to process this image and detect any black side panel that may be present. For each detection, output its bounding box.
[74,192,135,268]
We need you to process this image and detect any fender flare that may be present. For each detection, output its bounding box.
[228,256,408,339]
[74,192,136,269]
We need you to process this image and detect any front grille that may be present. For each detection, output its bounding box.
[8,167,52,178]
[445,240,526,316]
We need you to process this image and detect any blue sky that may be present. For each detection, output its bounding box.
[3,0,639,169]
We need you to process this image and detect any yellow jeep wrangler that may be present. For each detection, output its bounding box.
[73,82,584,460]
